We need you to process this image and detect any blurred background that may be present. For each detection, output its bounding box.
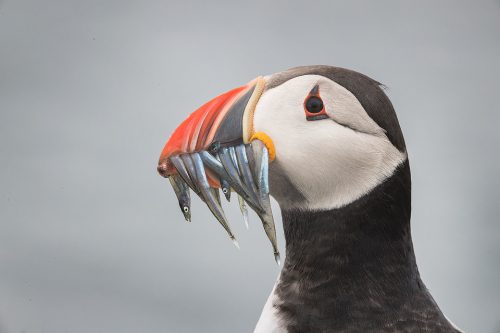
[1,0,499,332]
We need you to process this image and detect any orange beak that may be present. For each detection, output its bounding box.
[157,77,264,178]
[156,76,279,263]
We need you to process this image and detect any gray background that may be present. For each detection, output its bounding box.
[1,0,499,332]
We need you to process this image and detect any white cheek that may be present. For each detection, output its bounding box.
[253,76,406,210]
[281,124,405,209]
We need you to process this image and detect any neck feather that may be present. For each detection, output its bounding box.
[272,161,455,331]
[282,160,413,278]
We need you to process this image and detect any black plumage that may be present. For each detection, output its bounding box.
[275,162,458,332]
[267,66,460,332]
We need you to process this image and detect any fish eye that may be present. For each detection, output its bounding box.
[183,206,189,213]
[305,96,324,114]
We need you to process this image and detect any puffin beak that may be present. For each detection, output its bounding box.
[157,77,280,263]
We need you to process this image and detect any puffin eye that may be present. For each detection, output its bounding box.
[303,85,328,121]
[305,96,324,114]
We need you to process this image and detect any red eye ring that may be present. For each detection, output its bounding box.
[303,84,328,121]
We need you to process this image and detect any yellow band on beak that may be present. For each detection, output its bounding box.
[250,132,276,162]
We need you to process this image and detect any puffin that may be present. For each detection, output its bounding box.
[157,65,462,332]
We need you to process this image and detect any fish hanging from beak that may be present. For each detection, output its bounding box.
[157,77,280,264]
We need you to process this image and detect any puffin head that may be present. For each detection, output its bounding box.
[157,65,408,261]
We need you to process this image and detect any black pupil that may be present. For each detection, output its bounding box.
[306,96,323,114]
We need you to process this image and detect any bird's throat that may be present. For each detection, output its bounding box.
[272,161,437,330]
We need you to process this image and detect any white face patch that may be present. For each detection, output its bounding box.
[253,75,407,211]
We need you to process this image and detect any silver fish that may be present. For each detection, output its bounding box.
[199,150,226,177]
[191,152,238,247]
[180,154,202,195]
[217,148,263,213]
[251,140,280,264]
[235,144,260,204]
[220,178,231,201]
[228,146,240,175]
[170,155,197,194]
[245,144,257,179]
[199,151,238,203]
[210,187,221,206]
[180,142,279,261]
[168,174,191,222]
[237,194,249,229]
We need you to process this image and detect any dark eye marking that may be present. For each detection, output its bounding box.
[305,96,323,114]
[303,84,329,121]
